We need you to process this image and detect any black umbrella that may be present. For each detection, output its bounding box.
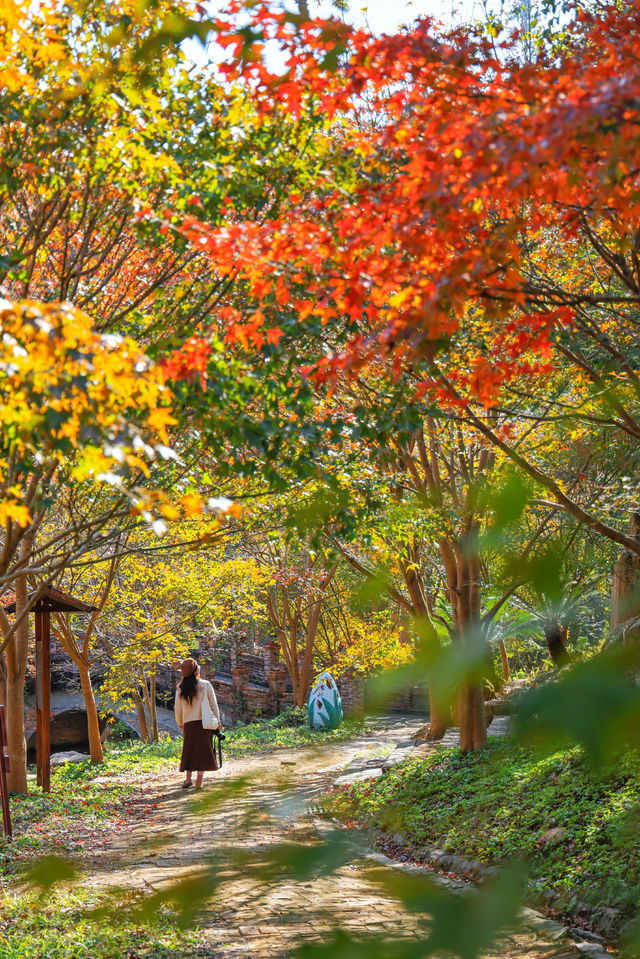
[214,729,225,767]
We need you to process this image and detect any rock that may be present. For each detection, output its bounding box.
[410,743,437,759]
[519,907,570,941]
[575,944,615,959]
[381,746,413,770]
[50,750,91,767]
[595,906,620,936]
[484,698,514,718]
[540,826,566,845]
[27,707,109,752]
[334,767,383,786]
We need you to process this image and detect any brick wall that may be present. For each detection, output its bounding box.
[195,641,295,724]
[365,682,429,715]
[194,643,368,724]
[337,668,365,718]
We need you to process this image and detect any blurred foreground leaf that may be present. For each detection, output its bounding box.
[247,831,353,882]
[514,644,640,761]
[366,623,488,713]
[23,855,80,893]
[295,930,419,959]
[369,865,524,959]
[293,865,523,959]
[134,869,222,927]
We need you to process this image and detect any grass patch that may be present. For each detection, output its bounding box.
[324,739,640,933]
[0,889,204,958]
[0,766,141,873]
[72,713,364,770]
[223,715,364,758]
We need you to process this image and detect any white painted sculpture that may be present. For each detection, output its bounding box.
[307,671,343,730]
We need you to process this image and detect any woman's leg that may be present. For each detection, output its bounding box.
[180,723,193,786]
[194,770,204,788]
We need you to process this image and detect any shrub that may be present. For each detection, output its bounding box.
[268,706,308,728]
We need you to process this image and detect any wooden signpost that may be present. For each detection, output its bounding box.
[35,603,52,791]
[0,705,11,838]
[4,587,97,795]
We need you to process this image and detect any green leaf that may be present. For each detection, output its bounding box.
[514,644,640,761]
[24,856,80,893]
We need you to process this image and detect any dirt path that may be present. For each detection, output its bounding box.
[84,721,599,959]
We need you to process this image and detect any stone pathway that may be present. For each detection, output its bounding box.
[335,714,514,786]
[83,717,609,959]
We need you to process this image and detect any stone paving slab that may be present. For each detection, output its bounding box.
[381,745,415,770]
[334,766,384,785]
[487,716,513,737]
[415,717,513,752]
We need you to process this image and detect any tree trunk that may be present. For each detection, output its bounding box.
[401,559,450,739]
[292,652,308,707]
[448,531,487,753]
[297,598,323,707]
[545,620,569,666]
[412,687,449,741]
[610,512,640,640]
[458,682,487,751]
[78,660,103,763]
[132,690,150,742]
[6,570,30,794]
[140,675,156,742]
[150,673,158,741]
[498,639,510,683]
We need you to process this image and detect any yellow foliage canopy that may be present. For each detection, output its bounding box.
[0,298,173,524]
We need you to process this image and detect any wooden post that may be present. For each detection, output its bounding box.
[35,609,51,792]
[0,706,12,838]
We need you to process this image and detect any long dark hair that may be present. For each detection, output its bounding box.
[179,667,199,704]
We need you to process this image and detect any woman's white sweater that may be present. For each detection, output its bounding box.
[174,679,221,728]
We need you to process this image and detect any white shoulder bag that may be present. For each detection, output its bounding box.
[200,682,218,730]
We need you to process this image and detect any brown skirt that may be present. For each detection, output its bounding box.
[180,720,219,772]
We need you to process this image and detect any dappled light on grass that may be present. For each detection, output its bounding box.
[9,728,540,959]
[1,718,366,873]
[0,889,203,959]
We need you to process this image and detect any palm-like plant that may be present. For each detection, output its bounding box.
[510,574,604,666]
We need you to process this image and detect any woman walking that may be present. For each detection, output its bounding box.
[174,658,221,789]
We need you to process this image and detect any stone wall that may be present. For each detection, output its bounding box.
[338,669,365,718]
[365,683,429,715]
[206,642,296,724]
[201,647,425,724]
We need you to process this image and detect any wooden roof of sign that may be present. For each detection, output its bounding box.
[2,587,97,615]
